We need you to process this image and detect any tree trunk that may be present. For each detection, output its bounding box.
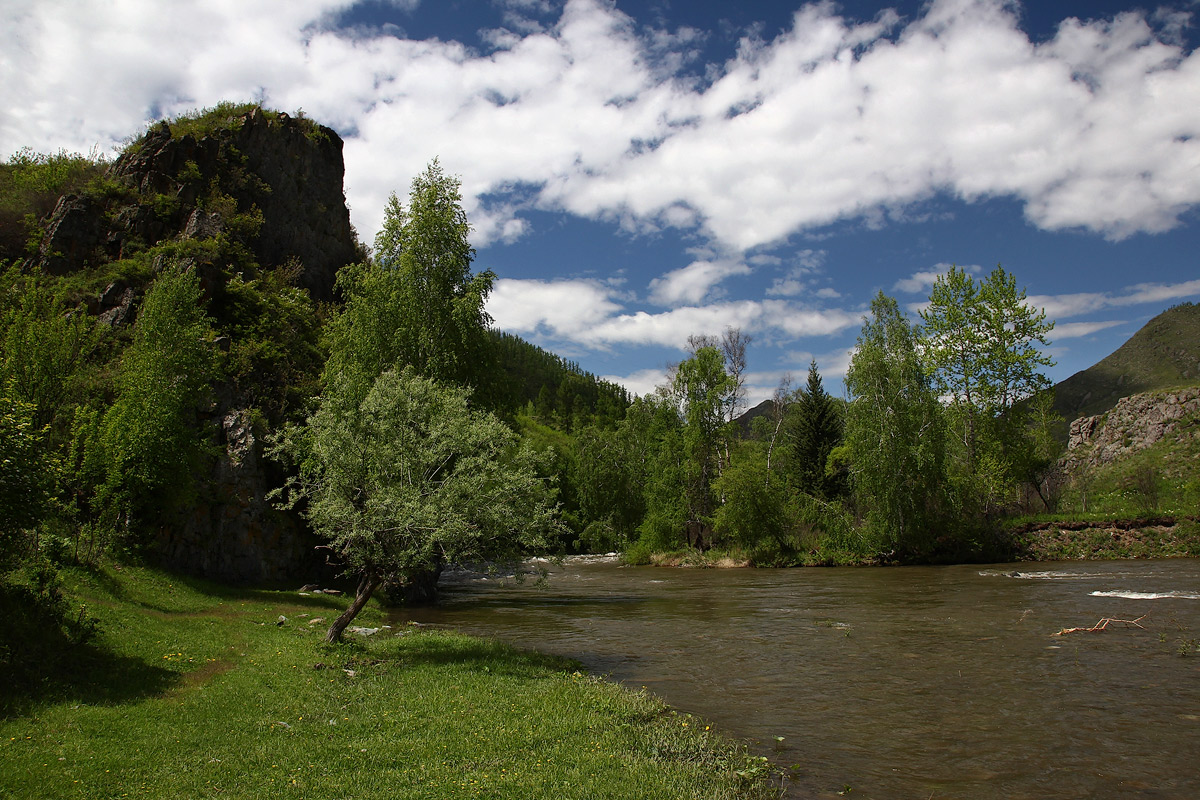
[325,571,380,644]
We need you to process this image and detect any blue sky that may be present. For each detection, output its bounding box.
[3,0,1199,407]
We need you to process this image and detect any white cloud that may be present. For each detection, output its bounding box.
[893,263,982,294]
[488,277,861,350]
[600,367,668,398]
[1052,319,1127,339]
[766,248,828,297]
[1028,277,1200,320]
[487,277,621,341]
[648,258,751,306]
[4,0,1200,251]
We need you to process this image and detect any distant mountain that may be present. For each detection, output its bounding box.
[1052,302,1200,425]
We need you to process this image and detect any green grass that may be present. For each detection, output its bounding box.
[1056,415,1200,519]
[0,565,773,799]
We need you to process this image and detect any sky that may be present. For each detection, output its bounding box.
[3,0,1200,408]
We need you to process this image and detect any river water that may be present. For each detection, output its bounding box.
[396,558,1200,799]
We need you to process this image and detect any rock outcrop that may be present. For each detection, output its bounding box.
[38,107,356,300]
[1063,386,1200,473]
[154,409,324,584]
[32,105,362,585]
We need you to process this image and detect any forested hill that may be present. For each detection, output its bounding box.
[1052,302,1200,425]
[491,331,630,427]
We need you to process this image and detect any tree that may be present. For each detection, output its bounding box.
[0,264,98,428]
[785,359,843,499]
[325,160,496,408]
[920,265,1054,511]
[672,345,736,548]
[713,441,793,557]
[0,394,51,567]
[275,369,559,643]
[844,293,946,556]
[98,265,217,528]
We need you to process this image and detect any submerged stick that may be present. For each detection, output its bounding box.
[1054,614,1147,636]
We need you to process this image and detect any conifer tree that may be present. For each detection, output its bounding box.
[786,359,842,499]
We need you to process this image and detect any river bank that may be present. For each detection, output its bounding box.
[0,564,775,799]
[629,517,1200,568]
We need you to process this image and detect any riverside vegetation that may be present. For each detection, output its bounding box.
[1,103,1197,795]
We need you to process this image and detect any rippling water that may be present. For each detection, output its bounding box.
[396,558,1200,799]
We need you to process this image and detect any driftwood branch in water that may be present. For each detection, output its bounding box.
[1054,614,1147,636]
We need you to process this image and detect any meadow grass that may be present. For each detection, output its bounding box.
[0,565,773,799]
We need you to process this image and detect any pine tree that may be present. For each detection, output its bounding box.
[786,359,842,499]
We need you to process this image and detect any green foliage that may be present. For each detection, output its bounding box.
[920,265,1054,515]
[845,292,947,557]
[340,160,495,399]
[572,418,652,549]
[143,101,327,145]
[673,346,737,546]
[0,395,52,556]
[0,558,99,703]
[274,370,560,638]
[213,263,325,421]
[492,330,629,426]
[0,147,106,260]
[628,394,689,553]
[783,359,844,499]
[98,266,218,528]
[0,264,100,429]
[713,442,793,553]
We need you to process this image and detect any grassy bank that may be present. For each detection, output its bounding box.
[0,565,773,799]
[629,517,1200,568]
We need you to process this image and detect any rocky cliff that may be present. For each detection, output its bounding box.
[1063,385,1200,474]
[33,105,362,585]
[39,106,356,300]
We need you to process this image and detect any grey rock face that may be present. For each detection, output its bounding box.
[154,408,323,584]
[1063,386,1200,473]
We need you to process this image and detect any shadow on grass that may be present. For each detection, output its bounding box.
[377,630,578,679]
[0,582,179,718]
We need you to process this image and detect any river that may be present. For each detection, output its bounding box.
[396,558,1200,799]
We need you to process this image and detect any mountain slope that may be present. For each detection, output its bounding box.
[1053,302,1200,424]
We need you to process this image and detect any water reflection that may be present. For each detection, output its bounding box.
[396,559,1200,799]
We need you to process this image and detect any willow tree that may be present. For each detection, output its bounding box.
[276,369,559,643]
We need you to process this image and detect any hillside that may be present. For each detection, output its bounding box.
[1052,302,1200,425]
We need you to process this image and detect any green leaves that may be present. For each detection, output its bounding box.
[287,368,559,585]
[919,265,1055,513]
[845,292,947,555]
[98,265,218,523]
[351,160,495,397]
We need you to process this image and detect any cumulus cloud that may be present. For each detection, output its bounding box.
[894,263,982,294]
[648,258,751,305]
[600,367,669,398]
[4,0,1200,250]
[488,277,861,350]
